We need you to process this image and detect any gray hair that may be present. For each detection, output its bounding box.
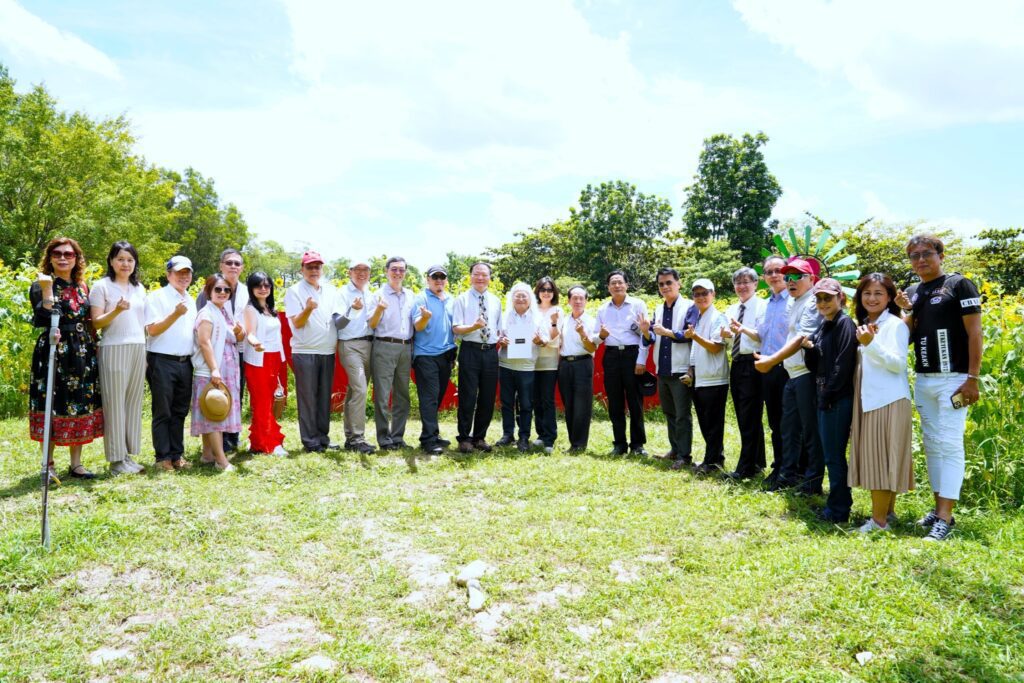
[733,266,759,284]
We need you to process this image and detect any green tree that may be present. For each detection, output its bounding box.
[566,181,672,294]
[659,231,744,296]
[976,227,1024,293]
[161,167,250,278]
[682,132,782,264]
[367,254,423,291]
[488,221,575,290]
[0,66,176,278]
[244,239,302,284]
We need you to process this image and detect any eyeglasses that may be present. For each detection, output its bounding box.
[430,273,447,280]
[212,286,232,294]
[51,250,77,259]
[733,279,756,286]
[222,260,243,267]
[254,282,271,290]
[785,273,808,282]
[304,263,323,269]
[350,266,370,273]
[908,250,937,262]
[764,269,782,276]
[656,281,675,288]
[538,287,554,292]
[692,290,711,297]
[389,267,407,274]
[815,294,837,302]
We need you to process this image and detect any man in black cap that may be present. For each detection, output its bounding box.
[412,264,457,455]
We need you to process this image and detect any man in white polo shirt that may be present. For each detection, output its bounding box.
[145,255,198,470]
[286,250,339,453]
[333,258,378,454]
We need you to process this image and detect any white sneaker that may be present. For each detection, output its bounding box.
[271,446,289,457]
[544,446,554,454]
[109,461,133,476]
[531,439,545,448]
[857,518,890,534]
[123,456,145,473]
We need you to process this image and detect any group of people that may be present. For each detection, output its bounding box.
[29,233,982,540]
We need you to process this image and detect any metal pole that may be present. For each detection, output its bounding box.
[39,304,60,550]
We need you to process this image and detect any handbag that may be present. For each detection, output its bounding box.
[272,383,287,420]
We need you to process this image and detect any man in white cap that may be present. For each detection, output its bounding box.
[684,278,729,474]
[144,255,198,470]
[286,250,339,452]
[333,258,378,454]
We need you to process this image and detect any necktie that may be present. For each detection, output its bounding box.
[732,303,745,360]
[478,292,490,342]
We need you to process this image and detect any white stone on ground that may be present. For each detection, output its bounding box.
[855,651,874,666]
[293,655,338,672]
[467,579,487,611]
[226,618,333,653]
[455,560,494,585]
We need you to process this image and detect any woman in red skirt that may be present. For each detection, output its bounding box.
[242,272,288,455]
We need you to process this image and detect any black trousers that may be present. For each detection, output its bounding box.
[602,346,646,449]
[557,356,594,449]
[456,342,499,442]
[222,352,245,451]
[693,384,729,466]
[730,355,765,474]
[146,353,192,462]
[532,370,558,446]
[413,349,454,448]
[293,353,335,450]
[762,364,788,477]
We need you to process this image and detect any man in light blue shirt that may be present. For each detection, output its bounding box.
[411,264,457,455]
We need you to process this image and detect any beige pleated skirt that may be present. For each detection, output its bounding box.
[848,364,914,492]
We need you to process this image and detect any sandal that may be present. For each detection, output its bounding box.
[68,464,97,480]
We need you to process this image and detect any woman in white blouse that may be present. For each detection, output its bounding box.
[90,241,148,476]
[848,273,913,533]
[531,277,561,453]
[243,272,288,456]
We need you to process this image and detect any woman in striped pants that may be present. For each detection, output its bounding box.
[90,241,148,476]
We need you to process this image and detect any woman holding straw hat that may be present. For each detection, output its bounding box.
[191,273,244,471]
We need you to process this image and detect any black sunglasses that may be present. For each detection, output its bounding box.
[430,273,447,280]
[538,287,554,293]
[212,286,232,294]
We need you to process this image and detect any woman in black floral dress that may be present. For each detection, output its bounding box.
[29,237,104,482]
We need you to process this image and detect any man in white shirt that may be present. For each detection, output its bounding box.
[684,278,729,474]
[195,248,249,452]
[557,285,599,453]
[145,255,197,470]
[333,259,378,454]
[285,250,339,453]
[596,270,650,456]
[451,262,503,454]
[369,256,415,450]
[721,267,767,479]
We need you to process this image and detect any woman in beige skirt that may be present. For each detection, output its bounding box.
[849,273,913,533]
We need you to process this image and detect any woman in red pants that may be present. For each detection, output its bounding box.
[242,272,288,455]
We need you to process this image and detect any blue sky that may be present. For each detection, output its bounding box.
[1,0,1021,266]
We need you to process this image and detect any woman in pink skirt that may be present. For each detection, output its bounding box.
[191,274,244,471]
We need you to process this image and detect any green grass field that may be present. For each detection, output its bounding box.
[1,407,1022,682]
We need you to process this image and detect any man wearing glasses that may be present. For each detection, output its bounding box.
[720,267,768,480]
[755,258,825,494]
[412,264,457,455]
[743,256,790,483]
[286,251,339,453]
[368,256,415,450]
[641,268,694,468]
[333,259,378,454]
[196,248,249,452]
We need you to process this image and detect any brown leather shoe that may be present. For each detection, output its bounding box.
[155,460,175,472]
[172,459,192,470]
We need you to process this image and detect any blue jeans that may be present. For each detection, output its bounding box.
[780,373,824,491]
[818,394,853,518]
[500,367,535,440]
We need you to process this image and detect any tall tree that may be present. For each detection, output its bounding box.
[976,227,1024,293]
[161,167,250,278]
[0,66,176,277]
[567,181,672,294]
[682,132,782,264]
[488,221,574,290]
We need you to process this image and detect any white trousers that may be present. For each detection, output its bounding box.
[914,372,968,500]
[99,343,146,462]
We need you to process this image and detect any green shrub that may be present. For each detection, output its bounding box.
[0,259,37,417]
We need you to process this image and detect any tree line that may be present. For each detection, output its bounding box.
[2,62,1022,295]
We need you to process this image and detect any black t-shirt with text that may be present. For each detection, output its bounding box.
[906,273,981,374]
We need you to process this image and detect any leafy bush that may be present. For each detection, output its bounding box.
[0,259,38,417]
[962,277,1024,508]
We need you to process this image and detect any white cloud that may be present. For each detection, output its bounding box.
[0,0,121,80]
[772,186,821,222]
[733,0,1024,124]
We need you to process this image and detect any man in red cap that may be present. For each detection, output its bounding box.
[754,257,825,494]
[285,250,340,452]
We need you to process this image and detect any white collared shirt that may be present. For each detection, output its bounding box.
[560,312,599,357]
[452,288,502,344]
[374,285,414,339]
[334,281,377,341]
[725,295,767,356]
[145,284,197,356]
[285,279,337,355]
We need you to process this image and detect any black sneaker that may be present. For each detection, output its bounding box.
[437,439,452,448]
[917,509,955,528]
[924,518,954,541]
[629,447,648,457]
[516,439,529,452]
[495,436,514,447]
[422,444,444,455]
